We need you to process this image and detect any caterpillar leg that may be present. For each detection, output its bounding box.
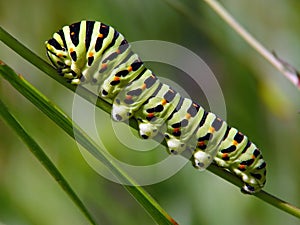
[193,150,213,170]
[138,122,160,139]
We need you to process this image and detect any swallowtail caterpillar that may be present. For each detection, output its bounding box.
[45,20,266,194]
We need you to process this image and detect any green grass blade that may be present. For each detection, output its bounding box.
[0,62,178,225]
[0,98,97,225]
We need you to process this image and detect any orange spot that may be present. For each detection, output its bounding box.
[239,165,246,170]
[173,128,180,133]
[101,63,107,69]
[126,95,132,100]
[71,32,75,36]
[113,76,120,81]
[222,153,229,159]
[141,83,146,90]
[252,154,256,159]
[69,48,74,53]
[98,33,103,38]
[57,53,63,57]
[148,113,154,118]
[161,99,167,105]
[209,126,215,133]
[232,140,238,146]
[198,141,205,147]
[116,49,121,54]
[88,52,94,57]
[185,113,191,119]
[128,66,132,72]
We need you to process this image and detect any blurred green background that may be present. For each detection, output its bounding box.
[1,0,300,224]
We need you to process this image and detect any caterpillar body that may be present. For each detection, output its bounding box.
[45,20,266,193]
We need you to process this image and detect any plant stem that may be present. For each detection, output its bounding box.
[203,0,300,89]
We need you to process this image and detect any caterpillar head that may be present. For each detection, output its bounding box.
[193,150,213,170]
[138,123,159,139]
[112,103,132,121]
[45,41,69,67]
[46,38,71,69]
[46,41,84,84]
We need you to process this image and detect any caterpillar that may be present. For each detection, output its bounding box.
[45,20,266,194]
